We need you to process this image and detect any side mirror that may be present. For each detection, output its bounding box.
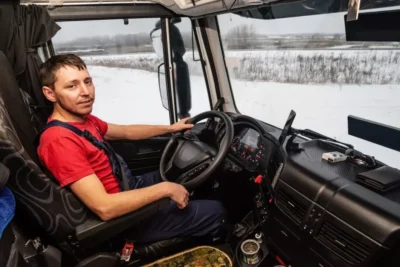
[157,60,191,119]
[157,63,168,110]
[150,28,163,58]
[151,20,192,119]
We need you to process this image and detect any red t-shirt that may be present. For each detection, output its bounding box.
[37,114,120,194]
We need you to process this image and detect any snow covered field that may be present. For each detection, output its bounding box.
[83,50,400,85]
[233,80,400,169]
[89,66,209,125]
[88,62,400,169]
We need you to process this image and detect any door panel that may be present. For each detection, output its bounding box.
[109,136,170,175]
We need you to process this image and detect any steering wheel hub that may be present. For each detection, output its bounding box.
[160,111,234,190]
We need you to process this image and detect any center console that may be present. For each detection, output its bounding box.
[257,139,400,267]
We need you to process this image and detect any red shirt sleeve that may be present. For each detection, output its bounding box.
[87,114,108,136]
[39,135,94,187]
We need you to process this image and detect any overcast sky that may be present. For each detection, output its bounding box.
[52,4,400,44]
[52,11,349,44]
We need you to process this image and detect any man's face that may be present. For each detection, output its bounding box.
[43,65,95,117]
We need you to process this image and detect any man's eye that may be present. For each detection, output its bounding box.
[85,80,92,85]
[67,84,76,89]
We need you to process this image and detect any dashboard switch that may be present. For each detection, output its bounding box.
[254,174,263,184]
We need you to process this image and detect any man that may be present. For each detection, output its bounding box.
[37,54,227,244]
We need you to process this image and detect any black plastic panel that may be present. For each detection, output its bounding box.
[76,198,170,248]
[348,115,400,152]
[345,9,400,42]
[48,4,177,21]
[265,138,400,267]
[76,253,118,267]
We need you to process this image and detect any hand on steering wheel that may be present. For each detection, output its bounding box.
[159,111,234,191]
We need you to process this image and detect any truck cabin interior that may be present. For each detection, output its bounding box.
[0,0,400,267]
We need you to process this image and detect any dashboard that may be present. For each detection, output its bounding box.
[230,128,267,170]
[211,113,400,267]
[211,113,279,172]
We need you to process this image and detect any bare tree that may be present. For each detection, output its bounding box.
[225,24,257,50]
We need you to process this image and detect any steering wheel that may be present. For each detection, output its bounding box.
[160,111,234,190]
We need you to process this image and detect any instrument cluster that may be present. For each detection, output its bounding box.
[230,127,267,170]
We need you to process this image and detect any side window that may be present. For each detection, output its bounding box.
[151,18,210,121]
[51,18,170,125]
[172,18,210,118]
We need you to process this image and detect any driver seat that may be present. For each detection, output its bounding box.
[0,51,203,266]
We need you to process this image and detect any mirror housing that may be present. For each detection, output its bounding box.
[151,20,192,119]
[157,60,191,119]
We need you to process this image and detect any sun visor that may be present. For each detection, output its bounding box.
[345,9,400,42]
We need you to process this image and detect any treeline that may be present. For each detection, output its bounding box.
[228,50,400,84]
[83,49,400,85]
[55,31,195,54]
[54,25,345,55]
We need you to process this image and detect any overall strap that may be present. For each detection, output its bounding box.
[34,120,129,191]
[34,120,84,149]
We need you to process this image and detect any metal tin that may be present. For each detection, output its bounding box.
[241,239,261,265]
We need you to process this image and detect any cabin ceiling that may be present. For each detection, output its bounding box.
[20,0,400,19]
[20,0,283,17]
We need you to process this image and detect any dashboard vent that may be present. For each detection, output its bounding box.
[316,221,372,265]
[276,189,307,225]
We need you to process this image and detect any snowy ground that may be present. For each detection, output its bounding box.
[83,50,400,85]
[88,65,400,169]
[89,66,210,125]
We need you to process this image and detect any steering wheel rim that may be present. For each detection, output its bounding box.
[159,111,234,191]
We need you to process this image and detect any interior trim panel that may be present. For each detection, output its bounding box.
[262,138,400,267]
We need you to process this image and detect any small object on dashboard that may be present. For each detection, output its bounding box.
[356,166,400,193]
[322,151,348,163]
[286,134,303,153]
[278,110,296,146]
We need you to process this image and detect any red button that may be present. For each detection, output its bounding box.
[254,175,263,184]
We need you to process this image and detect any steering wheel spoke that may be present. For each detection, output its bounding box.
[165,157,174,174]
[176,158,212,184]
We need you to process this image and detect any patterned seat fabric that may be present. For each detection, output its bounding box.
[19,88,46,135]
[0,51,94,252]
[0,51,202,266]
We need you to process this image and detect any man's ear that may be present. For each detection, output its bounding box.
[42,86,56,103]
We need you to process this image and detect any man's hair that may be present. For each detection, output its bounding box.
[39,54,87,89]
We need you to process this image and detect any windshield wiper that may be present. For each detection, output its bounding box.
[292,128,354,149]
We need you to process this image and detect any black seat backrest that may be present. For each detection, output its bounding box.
[0,51,93,247]
[19,88,46,135]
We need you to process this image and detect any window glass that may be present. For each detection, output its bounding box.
[169,18,210,119]
[218,11,400,169]
[52,18,170,125]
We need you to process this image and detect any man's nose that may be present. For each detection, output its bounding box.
[80,82,90,95]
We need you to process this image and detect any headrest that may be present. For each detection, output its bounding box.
[0,163,10,191]
[0,50,39,160]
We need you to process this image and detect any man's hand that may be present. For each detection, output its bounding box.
[164,182,189,209]
[169,117,194,133]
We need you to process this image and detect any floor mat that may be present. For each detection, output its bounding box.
[143,245,233,267]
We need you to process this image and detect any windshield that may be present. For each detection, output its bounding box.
[50,18,209,125]
[218,10,400,169]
